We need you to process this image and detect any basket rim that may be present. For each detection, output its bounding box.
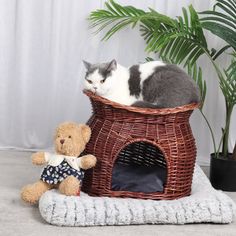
[84,90,199,115]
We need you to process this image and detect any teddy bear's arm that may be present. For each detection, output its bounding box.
[31,152,47,165]
[78,154,97,170]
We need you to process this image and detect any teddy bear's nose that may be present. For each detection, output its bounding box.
[60,139,65,144]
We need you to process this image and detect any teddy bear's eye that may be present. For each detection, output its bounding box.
[68,136,72,138]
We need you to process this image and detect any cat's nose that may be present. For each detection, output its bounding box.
[93,87,97,90]
[60,139,65,144]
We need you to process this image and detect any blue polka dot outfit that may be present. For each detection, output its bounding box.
[40,157,84,185]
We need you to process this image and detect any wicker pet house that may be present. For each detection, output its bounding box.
[82,90,199,200]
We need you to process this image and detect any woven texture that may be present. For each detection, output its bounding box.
[39,165,236,226]
[82,91,199,200]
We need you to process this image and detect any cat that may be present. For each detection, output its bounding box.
[83,59,200,108]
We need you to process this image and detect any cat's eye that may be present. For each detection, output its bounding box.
[100,79,106,84]
[68,135,71,138]
[87,79,92,84]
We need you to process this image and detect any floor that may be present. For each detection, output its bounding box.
[0,150,236,236]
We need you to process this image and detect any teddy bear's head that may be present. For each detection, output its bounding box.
[54,122,91,156]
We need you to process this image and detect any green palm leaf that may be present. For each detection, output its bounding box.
[89,0,208,106]
[222,57,236,106]
[89,1,209,66]
[187,63,206,110]
[200,0,236,51]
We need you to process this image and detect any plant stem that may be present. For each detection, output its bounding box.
[222,105,233,156]
[232,143,236,160]
[199,109,217,155]
[216,104,233,156]
[204,52,232,157]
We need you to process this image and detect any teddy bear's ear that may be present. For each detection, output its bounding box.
[79,124,91,143]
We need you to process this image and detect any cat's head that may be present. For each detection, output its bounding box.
[83,59,117,96]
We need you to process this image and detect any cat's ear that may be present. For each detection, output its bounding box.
[107,59,117,71]
[83,60,92,70]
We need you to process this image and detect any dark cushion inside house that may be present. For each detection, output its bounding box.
[111,163,167,193]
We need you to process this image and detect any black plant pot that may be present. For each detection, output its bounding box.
[210,153,236,191]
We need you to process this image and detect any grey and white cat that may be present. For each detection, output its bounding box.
[83,59,200,108]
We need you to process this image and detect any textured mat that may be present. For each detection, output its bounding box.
[39,165,236,226]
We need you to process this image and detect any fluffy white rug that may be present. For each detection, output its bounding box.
[39,165,236,226]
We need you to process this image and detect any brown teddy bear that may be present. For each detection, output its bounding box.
[21,122,96,204]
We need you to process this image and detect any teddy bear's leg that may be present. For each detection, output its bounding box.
[59,176,81,196]
[21,180,53,204]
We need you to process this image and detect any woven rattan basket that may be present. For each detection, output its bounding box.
[82,90,199,200]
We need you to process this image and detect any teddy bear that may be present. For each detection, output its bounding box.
[21,122,96,204]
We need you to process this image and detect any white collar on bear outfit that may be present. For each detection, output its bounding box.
[44,152,81,171]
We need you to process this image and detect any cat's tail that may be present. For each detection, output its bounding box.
[132,99,199,109]
[131,101,163,109]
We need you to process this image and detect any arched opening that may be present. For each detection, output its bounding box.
[111,141,167,193]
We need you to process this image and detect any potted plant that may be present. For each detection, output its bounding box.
[88,0,236,190]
